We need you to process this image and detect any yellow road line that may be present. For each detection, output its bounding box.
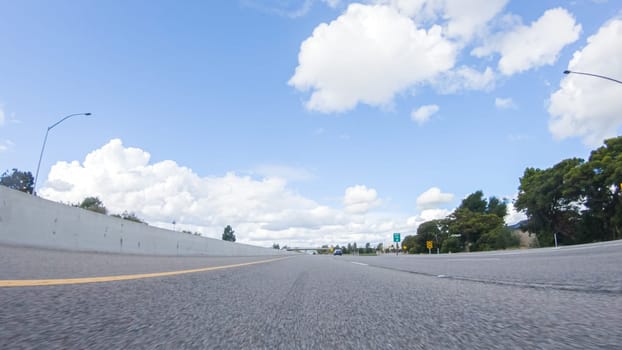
[0,257,288,287]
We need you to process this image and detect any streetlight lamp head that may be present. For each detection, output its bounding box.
[563,70,571,74]
[85,113,92,116]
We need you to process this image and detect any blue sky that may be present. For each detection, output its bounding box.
[1,0,621,247]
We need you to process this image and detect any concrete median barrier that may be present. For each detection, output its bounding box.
[0,186,290,256]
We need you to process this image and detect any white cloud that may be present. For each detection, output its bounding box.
[548,19,622,146]
[416,187,454,209]
[419,208,451,221]
[473,7,581,75]
[288,3,456,113]
[405,208,451,230]
[39,139,404,248]
[289,1,583,116]
[381,0,508,42]
[434,66,495,93]
[0,107,5,126]
[411,104,439,124]
[343,185,380,214]
[505,201,527,226]
[437,0,509,42]
[495,97,516,109]
[503,193,527,225]
[0,140,14,153]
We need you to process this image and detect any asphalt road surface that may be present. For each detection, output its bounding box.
[1,242,621,349]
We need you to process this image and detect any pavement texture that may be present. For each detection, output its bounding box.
[1,242,621,349]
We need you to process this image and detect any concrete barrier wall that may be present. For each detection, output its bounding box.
[0,186,290,256]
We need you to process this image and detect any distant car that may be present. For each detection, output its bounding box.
[333,249,342,256]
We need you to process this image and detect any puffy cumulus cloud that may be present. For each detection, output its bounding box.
[441,0,507,41]
[381,0,508,42]
[419,208,451,221]
[548,19,622,146]
[473,8,581,75]
[288,3,456,113]
[289,2,584,116]
[495,97,516,109]
[343,185,380,214]
[39,139,405,247]
[405,208,451,230]
[411,104,439,124]
[416,187,454,209]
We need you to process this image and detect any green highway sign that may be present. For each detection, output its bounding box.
[393,233,400,242]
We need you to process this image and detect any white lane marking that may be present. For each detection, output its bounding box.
[351,262,369,266]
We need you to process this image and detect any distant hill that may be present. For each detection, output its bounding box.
[507,220,528,231]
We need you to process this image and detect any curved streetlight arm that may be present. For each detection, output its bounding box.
[563,70,622,85]
[48,113,91,131]
[33,112,92,195]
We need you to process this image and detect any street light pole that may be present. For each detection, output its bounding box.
[563,70,622,85]
[33,112,92,195]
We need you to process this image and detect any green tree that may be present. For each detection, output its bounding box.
[445,191,508,251]
[477,226,519,251]
[222,225,236,242]
[568,137,622,241]
[486,196,508,218]
[441,236,461,253]
[1,168,34,194]
[448,209,503,251]
[515,136,622,245]
[416,220,445,253]
[515,158,584,246]
[112,211,145,223]
[79,196,107,214]
[460,190,487,213]
[401,235,418,253]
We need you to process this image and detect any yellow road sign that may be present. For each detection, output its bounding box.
[426,240,433,249]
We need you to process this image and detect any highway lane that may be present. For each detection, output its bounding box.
[345,240,622,294]
[0,244,284,280]
[1,243,621,349]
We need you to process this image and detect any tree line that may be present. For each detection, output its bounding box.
[402,190,518,254]
[514,136,622,246]
[407,135,622,252]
